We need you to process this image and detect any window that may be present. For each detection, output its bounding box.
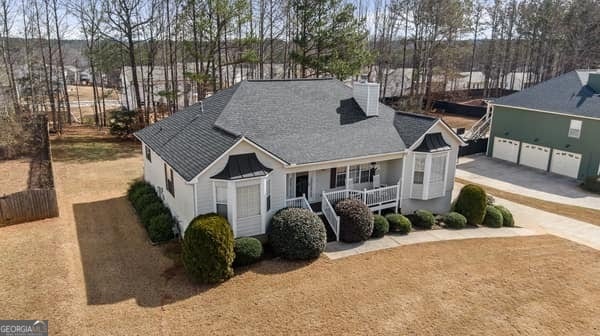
[164,164,174,196]
[349,165,360,184]
[266,179,271,211]
[413,156,425,185]
[430,155,447,183]
[335,168,346,187]
[215,184,228,218]
[145,145,152,162]
[359,165,371,183]
[237,184,260,218]
[568,119,582,139]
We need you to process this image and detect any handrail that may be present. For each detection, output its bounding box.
[285,195,311,210]
[321,191,340,241]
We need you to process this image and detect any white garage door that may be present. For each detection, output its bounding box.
[519,143,550,171]
[550,150,581,179]
[492,137,520,163]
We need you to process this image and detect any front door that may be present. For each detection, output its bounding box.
[296,173,309,198]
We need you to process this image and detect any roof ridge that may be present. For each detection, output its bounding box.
[245,77,335,82]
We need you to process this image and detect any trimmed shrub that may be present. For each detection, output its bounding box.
[453,184,487,226]
[483,205,503,228]
[133,193,158,213]
[412,210,435,229]
[233,237,263,267]
[494,205,514,227]
[443,212,467,229]
[371,215,389,238]
[140,201,168,226]
[269,208,326,260]
[335,199,374,243]
[385,213,411,234]
[127,180,154,202]
[147,213,175,242]
[182,213,235,283]
[582,175,600,194]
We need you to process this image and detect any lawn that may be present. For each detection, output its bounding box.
[0,126,599,335]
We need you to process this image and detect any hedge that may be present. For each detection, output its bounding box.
[233,237,263,267]
[412,210,435,229]
[482,205,503,228]
[182,213,235,283]
[127,180,176,243]
[385,213,411,234]
[268,208,326,260]
[335,199,374,242]
[453,184,487,225]
[443,212,467,229]
[494,205,514,227]
[371,215,389,238]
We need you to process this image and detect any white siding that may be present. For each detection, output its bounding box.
[142,144,195,232]
[191,140,286,236]
[401,122,460,214]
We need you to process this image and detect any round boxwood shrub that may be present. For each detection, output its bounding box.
[453,184,487,226]
[182,213,235,283]
[140,201,168,226]
[268,208,326,260]
[412,210,435,229]
[443,212,467,229]
[494,205,514,227]
[233,237,263,267]
[335,199,374,243]
[147,213,175,242]
[371,215,389,238]
[483,205,503,228]
[385,213,412,234]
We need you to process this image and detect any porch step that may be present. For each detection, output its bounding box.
[319,215,337,242]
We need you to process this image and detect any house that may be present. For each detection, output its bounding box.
[487,70,600,180]
[135,78,465,240]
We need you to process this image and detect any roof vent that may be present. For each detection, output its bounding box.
[353,76,380,117]
[588,73,600,93]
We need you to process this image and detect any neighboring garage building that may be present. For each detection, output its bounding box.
[487,70,600,180]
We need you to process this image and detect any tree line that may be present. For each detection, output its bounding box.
[1,0,599,132]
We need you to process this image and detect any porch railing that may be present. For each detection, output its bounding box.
[321,191,340,242]
[285,194,311,210]
[322,189,363,206]
[364,185,398,207]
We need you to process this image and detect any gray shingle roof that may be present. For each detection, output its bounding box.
[393,112,437,147]
[136,78,439,182]
[135,85,240,181]
[492,70,600,119]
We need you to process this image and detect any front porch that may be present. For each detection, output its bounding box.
[284,159,403,241]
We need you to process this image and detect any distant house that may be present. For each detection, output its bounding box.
[488,70,600,180]
[135,78,464,239]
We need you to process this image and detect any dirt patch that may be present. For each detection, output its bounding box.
[0,159,31,195]
[0,126,599,335]
[456,177,600,226]
[425,111,479,129]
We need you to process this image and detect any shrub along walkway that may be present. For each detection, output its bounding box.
[325,227,539,260]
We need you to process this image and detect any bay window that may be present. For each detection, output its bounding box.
[215,184,228,218]
[237,184,261,218]
[411,151,449,200]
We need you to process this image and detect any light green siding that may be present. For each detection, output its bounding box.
[488,105,600,179]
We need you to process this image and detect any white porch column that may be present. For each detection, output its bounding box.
[227,181,237,236]
[260,178,268,233]
[346,165,352,189]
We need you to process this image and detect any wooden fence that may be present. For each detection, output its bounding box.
[0,189,59,226]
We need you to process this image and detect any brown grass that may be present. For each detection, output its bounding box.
[456,177,600,226]
[0,158,31,194]
[0,127,599,335]
[425,111,479,129]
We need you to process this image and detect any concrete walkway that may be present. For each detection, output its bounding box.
[324,227,540,260]
[456,155,600,210]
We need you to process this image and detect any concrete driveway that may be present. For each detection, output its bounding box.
[456,154,600,210]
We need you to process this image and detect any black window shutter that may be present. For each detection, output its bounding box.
[330,168,337,188]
